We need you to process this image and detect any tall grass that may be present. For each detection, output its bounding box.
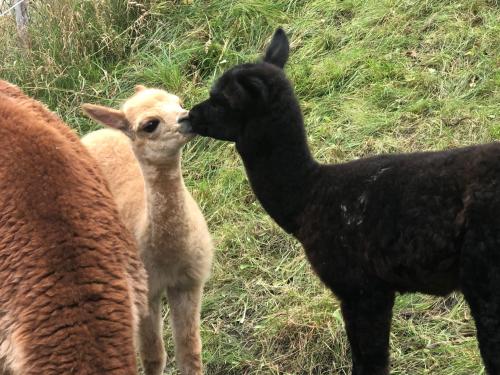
[1,0,499,373]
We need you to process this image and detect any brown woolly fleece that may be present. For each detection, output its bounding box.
[0,81,147,375]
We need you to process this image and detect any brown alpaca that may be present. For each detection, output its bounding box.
[81,86,213,375]
[0,81,148,375]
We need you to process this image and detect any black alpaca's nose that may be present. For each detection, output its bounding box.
[178,113,193,134]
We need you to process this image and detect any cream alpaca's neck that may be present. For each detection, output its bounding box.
[138,152,186,232]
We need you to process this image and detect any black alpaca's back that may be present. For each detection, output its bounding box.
[291,143,500,374]
[184,28,500,375]
[297,144,500,297]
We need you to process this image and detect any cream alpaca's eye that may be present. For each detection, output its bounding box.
[142,119,160,133]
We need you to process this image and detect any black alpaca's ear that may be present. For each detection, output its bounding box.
[263,28,289,69]
[238,76,269,103]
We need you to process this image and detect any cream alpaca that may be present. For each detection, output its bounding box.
[81,86,213,375]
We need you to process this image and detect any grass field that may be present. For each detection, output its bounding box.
[1,0,499,373]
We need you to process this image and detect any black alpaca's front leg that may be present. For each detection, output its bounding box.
[341,288,395,375]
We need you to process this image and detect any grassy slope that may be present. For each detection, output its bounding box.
[1,0,499,373]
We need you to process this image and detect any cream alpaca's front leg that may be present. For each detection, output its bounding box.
[139,294,166,375]
[167,284,204,375]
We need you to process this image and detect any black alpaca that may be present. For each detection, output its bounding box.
[180,29,500,375]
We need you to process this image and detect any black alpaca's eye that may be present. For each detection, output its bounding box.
[142,119,160,133]
[211,93,228,107]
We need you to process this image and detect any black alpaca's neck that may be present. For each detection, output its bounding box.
[236,101,318,234]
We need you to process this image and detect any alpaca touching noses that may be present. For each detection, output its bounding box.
[82,87,213,375]
[184,28,500,375]
[178,113,192,134]
[184,28,294,143]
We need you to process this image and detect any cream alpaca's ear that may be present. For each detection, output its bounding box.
[81,104,129,132]
[134,85,147,93]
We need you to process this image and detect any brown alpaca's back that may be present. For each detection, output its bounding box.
[0,82,147,375]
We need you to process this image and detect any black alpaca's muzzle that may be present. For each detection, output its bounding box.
[178,114,193,134]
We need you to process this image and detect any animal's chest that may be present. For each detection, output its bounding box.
[140,226,186,261]
[139,221,210,289]
[140,241,191,287]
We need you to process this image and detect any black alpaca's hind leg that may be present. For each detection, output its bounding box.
[461,240,500,374]
[340,288,395,375]
[470,309,500,375]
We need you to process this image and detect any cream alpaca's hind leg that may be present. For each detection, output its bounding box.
[167,285,204,375]
[139,295,166,375]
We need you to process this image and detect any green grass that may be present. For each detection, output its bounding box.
[1,0,499,373]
